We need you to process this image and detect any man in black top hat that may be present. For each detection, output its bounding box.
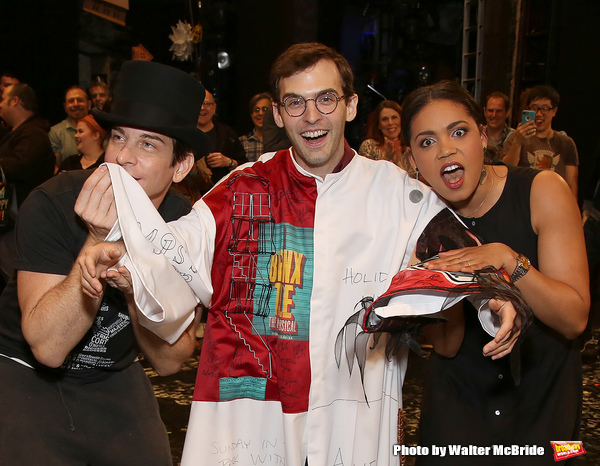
[0,61,207,465]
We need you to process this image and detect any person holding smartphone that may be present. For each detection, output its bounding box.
[502,85,579,197]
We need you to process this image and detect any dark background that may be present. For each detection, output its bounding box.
[0,0,596,200]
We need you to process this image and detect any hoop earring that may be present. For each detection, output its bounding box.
[409,167,424,203]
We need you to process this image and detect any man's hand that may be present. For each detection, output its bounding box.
[74,165,117,242]
[482,298,520,360]
[78,241,125,298]
[514,120,537,144]
[206,152,234,168]
[104,265,134,296]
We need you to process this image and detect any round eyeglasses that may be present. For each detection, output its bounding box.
[281,92,345,117]
[529,105,555,115]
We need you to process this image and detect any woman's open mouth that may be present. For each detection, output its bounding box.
[440,162,465,188]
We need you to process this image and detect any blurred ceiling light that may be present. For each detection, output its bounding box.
[217,51,231,69]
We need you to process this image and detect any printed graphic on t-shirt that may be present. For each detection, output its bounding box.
[527,149,559,171]
[61,300,131,370]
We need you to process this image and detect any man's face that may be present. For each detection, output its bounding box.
[197,91,216,128]
[529,97,556,133]
[273,59,358,177]
[89,86,109,110]
[484,97,508,131]
[0,86,16,126]
[64,88,89,121]
[104,126,192,208]
[251,97,271,130]
[0,76,18,92]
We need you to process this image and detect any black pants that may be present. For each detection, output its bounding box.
[0,357,172,466]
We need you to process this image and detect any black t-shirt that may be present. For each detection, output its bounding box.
[59,152,105,172]
[0,169,191,383]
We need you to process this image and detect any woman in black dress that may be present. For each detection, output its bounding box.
[402,81,589,465]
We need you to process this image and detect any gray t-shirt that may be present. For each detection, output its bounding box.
[504,130,579,180]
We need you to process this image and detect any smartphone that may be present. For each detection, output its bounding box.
[522,110,536,125]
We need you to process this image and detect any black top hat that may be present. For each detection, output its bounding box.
[93,60,208,159]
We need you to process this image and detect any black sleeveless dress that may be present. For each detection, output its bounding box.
[416,166,582,466]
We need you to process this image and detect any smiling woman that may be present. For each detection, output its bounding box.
[358,100,413,174]
[401,81,589,465]
[59,114,106,172]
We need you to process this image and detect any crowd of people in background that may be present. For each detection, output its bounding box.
[1,69,582,202]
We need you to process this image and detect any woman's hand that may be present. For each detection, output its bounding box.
[482,298,521,360]
[423,243,518,275]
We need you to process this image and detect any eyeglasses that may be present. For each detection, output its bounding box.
[252,106,269,114]
[281,92,345,117]
[529,105,554,115]
[202,101,216,107]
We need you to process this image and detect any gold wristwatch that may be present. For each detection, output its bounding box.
[510,254,531,283]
